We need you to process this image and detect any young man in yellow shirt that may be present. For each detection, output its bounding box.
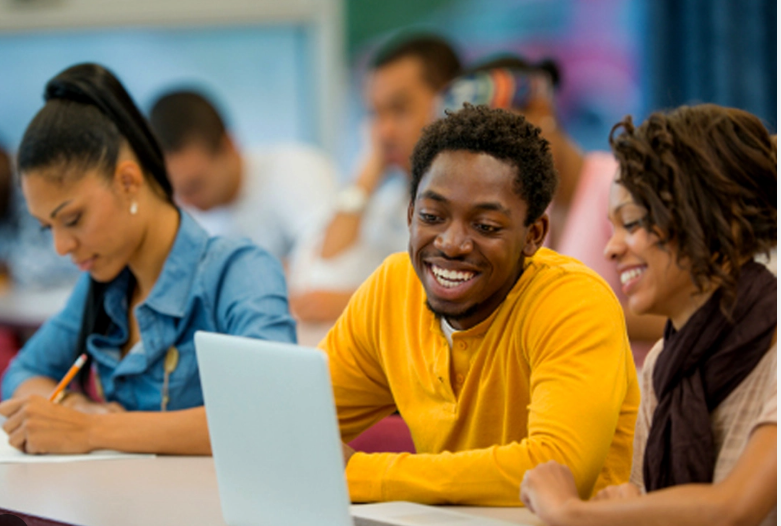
[320,104,639,506]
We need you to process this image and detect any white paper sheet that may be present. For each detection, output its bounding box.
[0,418,154,463]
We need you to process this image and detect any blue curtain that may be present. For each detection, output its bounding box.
[648,0,776,130]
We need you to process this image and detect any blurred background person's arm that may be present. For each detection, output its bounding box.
[290,34,462,324]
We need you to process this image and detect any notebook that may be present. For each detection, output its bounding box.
[0,418,154,463]
[194,331,527,526]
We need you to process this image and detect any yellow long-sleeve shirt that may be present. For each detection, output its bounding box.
[320,249,639,505]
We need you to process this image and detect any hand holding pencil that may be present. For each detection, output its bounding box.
[0,352,126,454]
[48,353,88,403]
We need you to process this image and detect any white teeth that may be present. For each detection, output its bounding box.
[620,267,645,285]
[431,265,475,288]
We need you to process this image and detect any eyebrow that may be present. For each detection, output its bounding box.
[473,202,512,216]
[418,190,512,216]
[419,190,447,203]
[608,201,642,219]
[50,200,73,219]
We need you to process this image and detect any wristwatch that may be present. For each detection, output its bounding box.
[335,185,369,214]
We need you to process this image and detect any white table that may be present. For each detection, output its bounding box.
[0,456,544,525]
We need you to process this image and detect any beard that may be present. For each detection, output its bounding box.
[424,299,483,323]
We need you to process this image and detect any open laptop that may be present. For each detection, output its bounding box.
[195,331,527,526]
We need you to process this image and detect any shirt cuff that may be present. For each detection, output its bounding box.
[1,364,38,400]
[346,451,396,502]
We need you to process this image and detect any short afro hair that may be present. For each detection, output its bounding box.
[410,104,558,225]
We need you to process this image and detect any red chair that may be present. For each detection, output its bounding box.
[348,414,416,454]
[0,328,20,400]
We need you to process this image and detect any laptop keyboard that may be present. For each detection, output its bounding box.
[353,511,474,525]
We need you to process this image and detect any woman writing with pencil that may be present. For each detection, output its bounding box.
[0,63,296,455]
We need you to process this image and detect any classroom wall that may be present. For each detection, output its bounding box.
[0,0,774,177]
[0,26,313,148]
[0,0,345,155]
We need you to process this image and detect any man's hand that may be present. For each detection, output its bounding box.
[520,461,581,526]
[342,441,356,467]
[0,395,97,454]
[320,122,389,260]
[354,121,390,196]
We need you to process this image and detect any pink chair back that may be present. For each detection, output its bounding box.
[348,414,416,454]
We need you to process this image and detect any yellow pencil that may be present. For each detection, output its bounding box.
[48,353,88,403]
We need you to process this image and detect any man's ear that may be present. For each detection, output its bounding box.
[522,213,549,257]
[407,200,415,228]
[220,134,236,155]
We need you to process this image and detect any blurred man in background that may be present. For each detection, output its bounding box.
[149,90,338,265]
[290,34,462,322]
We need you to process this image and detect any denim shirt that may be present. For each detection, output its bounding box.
[1,212,297,410]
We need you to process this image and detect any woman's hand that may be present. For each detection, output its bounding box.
[0,395,97,454]
[520,460,582,526]
[61,392,126,415]
[592,482,642,501]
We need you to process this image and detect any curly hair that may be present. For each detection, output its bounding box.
[609,104,776,312]
[410,104,558,225]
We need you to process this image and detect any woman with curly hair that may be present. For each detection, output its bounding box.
[520,104,776,526]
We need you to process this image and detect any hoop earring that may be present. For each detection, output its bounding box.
[130,201,138,215]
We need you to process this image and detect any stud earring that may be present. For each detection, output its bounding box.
[130,201,138,215]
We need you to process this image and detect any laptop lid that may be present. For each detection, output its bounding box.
[196,332,529,526]
[195,331,352,526]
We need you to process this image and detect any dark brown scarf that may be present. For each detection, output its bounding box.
[643,261,776,491]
